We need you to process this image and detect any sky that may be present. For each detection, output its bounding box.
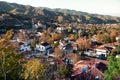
[0,0,120,16]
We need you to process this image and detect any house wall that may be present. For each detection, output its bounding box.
[20,45,31,52]
[84,51,96,57]
[95,49,108,57]
[40,45,46,51]
[36,44,53,54]
[36,44,45,51]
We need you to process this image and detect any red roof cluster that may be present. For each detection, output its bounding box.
[72,57,108,80]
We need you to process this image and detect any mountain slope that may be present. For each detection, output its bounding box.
[0,1,120,24]
[40,7,120,23]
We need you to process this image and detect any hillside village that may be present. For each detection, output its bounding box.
[0,18,120,80]
[0,1,120,80]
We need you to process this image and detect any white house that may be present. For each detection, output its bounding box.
[56,27,64,33]
[95,47,109,57]
[36,42,53,55]
[20,43,31,52]
[84,49,97,57]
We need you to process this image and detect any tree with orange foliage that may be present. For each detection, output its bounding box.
[110,30,118,42]
[58,16,63,23]
[52,33,63,41]
[78,44,85,51]
[97,33,105,43]
[53,48,64,58]
[84,40,90,49]
[47,38,53,44]
[39,29,54,44]
[97,33,111,43]
[42,30,47,37]
[69,34,75,40]
[47,27,52,35]
[77,38,90,51]
[0,29,14,47]
[39,36,51,43]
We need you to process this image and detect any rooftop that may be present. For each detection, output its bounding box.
[41,42,50,46]
[72,57,108,77]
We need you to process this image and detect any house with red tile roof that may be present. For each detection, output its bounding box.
[72,57,108,80]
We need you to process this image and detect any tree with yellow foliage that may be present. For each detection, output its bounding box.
[0,30,23,80]
[4,29,14,40]
[23,59,46,80]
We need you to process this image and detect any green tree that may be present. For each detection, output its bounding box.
[116,45,120,54]
[104,54,120,80]
[23,59,46,80]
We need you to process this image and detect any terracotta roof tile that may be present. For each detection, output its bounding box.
[72,57,108,77]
